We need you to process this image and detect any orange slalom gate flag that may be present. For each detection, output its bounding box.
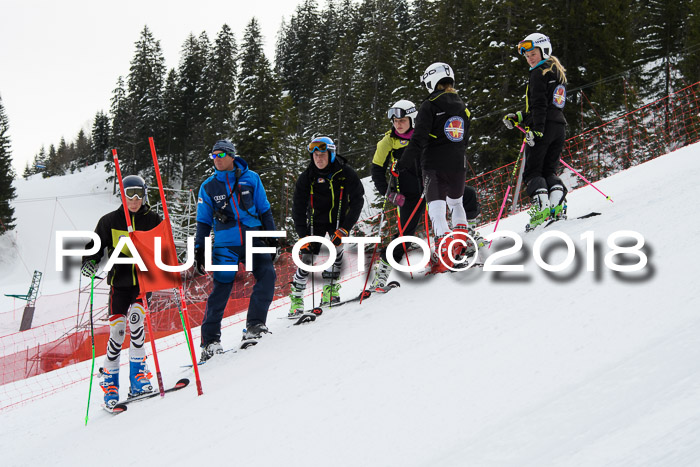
[130,220,182,294]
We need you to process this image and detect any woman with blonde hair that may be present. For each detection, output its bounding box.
[503,33,569,230]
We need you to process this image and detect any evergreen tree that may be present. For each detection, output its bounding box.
[570,0,639,121]
[161,68,183,183]
[207,24,238,143]
[266,94,307,234]
[23,162,32,180]
[0,95,17,231]
[109,75,129,173]
[44,138,67,177]
[74,129,91,167]
[466,0,531,172]
[43,144,58,178]
[177,32,212,189]
[91,111,111,163]
[123,26,167,175]
[33,146,47,176]
[635,0,691,99]
[235,17,280,169]
[348,0,405,169]
[275,0,326,128]
[306,0,362,154]
[678,0,700,83]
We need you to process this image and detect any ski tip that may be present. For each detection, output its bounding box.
[311,307,323,316]
[240,340,258,350]
[387,281,400,288]
[293,313,317,325]
[175,378,190,388]
[360,290,372,299]
[105,403,127,414]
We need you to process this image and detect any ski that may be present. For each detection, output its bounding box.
[181,349,237,368]
[289,281,401,325]
[120,378,190,406]
[293,312,318,325]
[240,339,259,349]
[102,378,190,414]
[544,211,601,228]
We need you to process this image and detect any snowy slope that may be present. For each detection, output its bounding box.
[1,145,700,466]
[0,163,117,310]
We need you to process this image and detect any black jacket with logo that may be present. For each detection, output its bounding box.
[292,155,365,237]
[83,205,162,288]
[523,60,567,133]
[398,89,471,173]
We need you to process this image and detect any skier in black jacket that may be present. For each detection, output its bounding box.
[81,175,161,409]
[396,62,474,270]
[503,32,568,230]
[288,136,365,316]
[368,99,423,291]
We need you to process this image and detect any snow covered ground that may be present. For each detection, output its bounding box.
[1,144,700,466]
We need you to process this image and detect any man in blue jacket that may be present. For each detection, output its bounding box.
[194,139,277,358]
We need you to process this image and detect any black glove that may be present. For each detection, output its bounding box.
[331,228,348,246]
[194,246,206,275]
[298,242,313,256]
[265,237,279,262]
[81,260,97,278]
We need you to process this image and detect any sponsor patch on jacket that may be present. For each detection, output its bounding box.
[317,177,326,183]
[399,139,409,146]
[553,85,566,109]
[444,116,465,142]
[198,197,203,204]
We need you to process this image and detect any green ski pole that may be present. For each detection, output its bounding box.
[84,272,96,425]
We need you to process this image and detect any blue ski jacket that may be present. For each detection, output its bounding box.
[195,157,275,248]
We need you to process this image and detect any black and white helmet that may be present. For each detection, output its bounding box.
[387,99,418,129]
[421,62,454,92]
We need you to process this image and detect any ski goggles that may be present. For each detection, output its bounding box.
[308,141,335,153]
[387,107,416,120]
[124,186,145,200]
[517,40,536,55]
[210,152,233,159]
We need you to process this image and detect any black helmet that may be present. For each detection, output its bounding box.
[122,175,147,201]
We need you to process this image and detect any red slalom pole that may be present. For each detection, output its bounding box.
[112,149,165,397]
[148,137,203,396]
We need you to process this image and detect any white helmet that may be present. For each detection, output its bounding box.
[387,99,418,128]
[421,62,454,92]
[518,33,552,59]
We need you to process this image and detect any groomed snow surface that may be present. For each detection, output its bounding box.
[1,144,700,466]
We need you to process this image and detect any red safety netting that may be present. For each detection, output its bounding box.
[1,82,698,412]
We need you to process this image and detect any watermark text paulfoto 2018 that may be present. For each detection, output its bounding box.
[55,230,648,274]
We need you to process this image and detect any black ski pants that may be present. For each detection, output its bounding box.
[524,121,566,197]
